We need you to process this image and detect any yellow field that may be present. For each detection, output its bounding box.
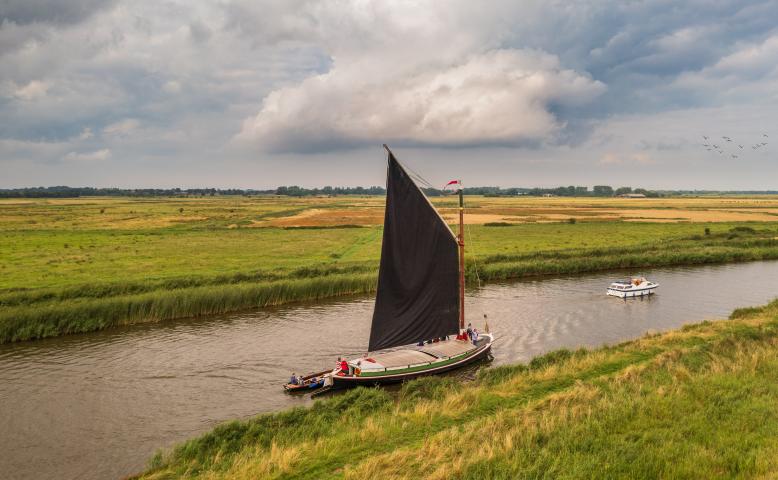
[257,195,778,227]
[3,195,778,232]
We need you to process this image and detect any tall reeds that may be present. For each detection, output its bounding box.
[0,273,376,342]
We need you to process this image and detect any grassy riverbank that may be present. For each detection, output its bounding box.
[138,299,778,479]
[2,196,778,343]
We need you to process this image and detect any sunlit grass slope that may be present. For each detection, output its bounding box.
[138,300,778,479]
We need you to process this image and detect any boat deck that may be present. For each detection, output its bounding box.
[417,340,477,358]
[354,339,479,371]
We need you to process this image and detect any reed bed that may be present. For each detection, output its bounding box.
[137,300,778,479]
[0,263,375,307]
[0,273,377,343]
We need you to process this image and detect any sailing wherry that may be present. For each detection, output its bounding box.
[289,145,494,391]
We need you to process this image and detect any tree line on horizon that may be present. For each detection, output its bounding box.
[1,185,776,199]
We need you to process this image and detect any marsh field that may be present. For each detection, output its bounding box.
[3,194,778,343]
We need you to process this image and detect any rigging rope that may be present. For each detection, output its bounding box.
[404,163,436,190]
[463,195,482,289]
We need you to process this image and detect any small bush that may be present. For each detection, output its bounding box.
[567,218,576,224]
[704,227,711,235]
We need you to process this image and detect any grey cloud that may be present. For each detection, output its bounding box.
[188,20,212,44]
[221,0,319,46]
[230,0,778,153]
[1,0,778,189]
[0,0,116,26]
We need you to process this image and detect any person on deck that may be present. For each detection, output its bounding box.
[290,373,299,385]
[466,323,473,340]
[340,358,349,374]
[472,328,479,344]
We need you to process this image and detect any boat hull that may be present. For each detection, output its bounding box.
[283,370,329,393]
[606,285,657,298]
[330,338,493,388]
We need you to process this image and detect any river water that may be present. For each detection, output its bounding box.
[2,260,778,480]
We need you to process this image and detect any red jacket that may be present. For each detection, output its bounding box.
[340,360,349,372]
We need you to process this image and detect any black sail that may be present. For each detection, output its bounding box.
[368,151,460,352]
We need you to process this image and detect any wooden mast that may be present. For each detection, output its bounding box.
[458,183,465,331]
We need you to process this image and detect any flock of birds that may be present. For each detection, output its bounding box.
[702,133,769,159]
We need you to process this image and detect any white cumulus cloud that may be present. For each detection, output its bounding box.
[237,49,605,152]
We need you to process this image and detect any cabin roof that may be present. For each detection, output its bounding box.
[419,340,476,358]
[352,339,477,370]
[355,349,435,369]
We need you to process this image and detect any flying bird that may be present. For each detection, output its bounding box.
[739,145,743,149]
[764,134,769,138]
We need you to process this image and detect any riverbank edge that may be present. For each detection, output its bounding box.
[2,234,778,343]
[136,299,778,479]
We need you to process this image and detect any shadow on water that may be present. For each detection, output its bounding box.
[2,260,778,480]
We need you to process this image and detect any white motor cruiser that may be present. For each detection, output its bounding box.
[607,277,658,298]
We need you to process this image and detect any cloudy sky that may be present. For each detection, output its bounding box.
[1,0,777,189]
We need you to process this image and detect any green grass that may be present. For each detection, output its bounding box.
[0,274,377,343]
[136,300,778,479]
[3,196,778,343]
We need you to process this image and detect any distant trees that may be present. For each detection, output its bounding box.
[633,188,660,198]
[0,184,670,199]
[593,185,614,197]
[462,186,527,196]
[274,185,386,196]
[0,186,275,198]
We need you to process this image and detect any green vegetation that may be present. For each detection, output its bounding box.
[137,300,778,479]
[0,274,376,343]
[2,196,778,343]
